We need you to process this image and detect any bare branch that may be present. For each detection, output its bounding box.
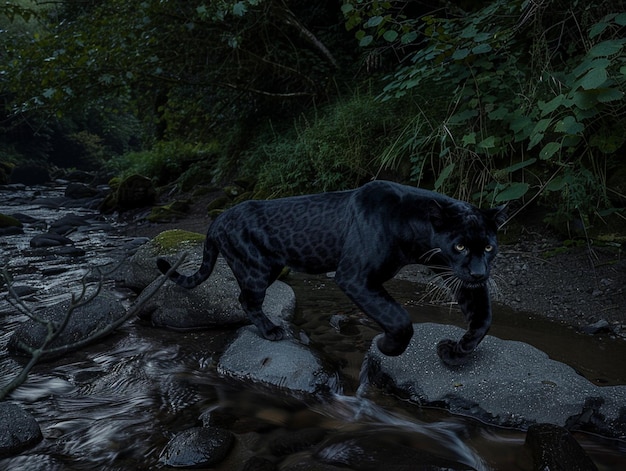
[0,252,187,400]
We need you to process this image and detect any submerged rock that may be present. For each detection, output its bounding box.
[0,403,42,457]
[30,233,74,247]
[525,423,598,471]
[314,434,475,471]
[159,426,234,468]
[365,323,626,438]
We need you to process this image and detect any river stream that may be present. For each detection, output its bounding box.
[0,184,624,470]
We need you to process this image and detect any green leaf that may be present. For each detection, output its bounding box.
[448,109,478,124]
[571,90,597,110]
[554,116,584,135]
[366,16,384,28]
[472,43,492,54]
[452,48,469,60]
[401,31,418,44]
[588,40,624,57]
[538,95,565,116]
[539,141,561,160]
[462,132,476,145]
[589,22,608,39]
[579,67,607,90]
[616,13,626,26]
[359,35,374,47]
[435,163,456,190]
[495,182,529,202]
[383,30,399,42]
[597,88,624,103]
[340,4,354,14]
[502,158,537,173]
[477,135,496,149]
[572,58,610,78]
[232,1,247,16]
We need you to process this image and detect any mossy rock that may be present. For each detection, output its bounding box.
[0,161,15,185]
[208,208,226,219]
[147,200,190,223]
[100,174,156,213]
[207,196,230,212]
[223,185,244,198]
[153,229,205,253]
[191,185,221,198]
[0,213,23,228]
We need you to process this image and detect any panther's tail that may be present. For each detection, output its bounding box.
[156,239,218,289]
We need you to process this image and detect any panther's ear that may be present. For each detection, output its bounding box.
[485,204,508,229]
[429,200,449,230]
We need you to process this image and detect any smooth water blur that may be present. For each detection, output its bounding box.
[0,185,625,470]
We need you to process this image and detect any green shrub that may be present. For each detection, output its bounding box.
[344,0,626,225]
[107,140,219,186]
[242,91,412,197]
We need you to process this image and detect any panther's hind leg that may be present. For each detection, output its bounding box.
[238,288,285,341]
[224,248,285,341]
[437,284,492,366]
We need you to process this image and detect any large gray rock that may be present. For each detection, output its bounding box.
[218,327,341,399]
[365,323,626,438]
[130,230,296,330]
[137,263,295,330]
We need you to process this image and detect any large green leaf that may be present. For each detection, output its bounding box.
[539,141,561,160]
[579,67,608,90]
[495,182,529,202]
[588,40,624,57]
[435,163,456,190]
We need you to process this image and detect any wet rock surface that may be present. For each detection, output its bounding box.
[159,426,234,468]
[8,288,127,359]
[0,403,42,457]
[366,323,626,437]
[218,327,340,399]
[525,423,599,471]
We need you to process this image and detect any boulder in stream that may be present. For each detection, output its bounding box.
[217,327,341,400]
[159,426,234,468]
[8,288,127,359]
[127,230,296,331]
[0,403,42,457]
[365,323,626,438]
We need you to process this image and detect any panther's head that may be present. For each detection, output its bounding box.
[429,200,506,287]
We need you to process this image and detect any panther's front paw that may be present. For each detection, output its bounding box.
[437,339,470,367]
[262,325,285,341]
[377,334,408,356]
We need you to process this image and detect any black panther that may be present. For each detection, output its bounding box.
[157,180,506,366]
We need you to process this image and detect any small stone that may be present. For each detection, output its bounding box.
[159,427,234,468]
[582,319,611,335]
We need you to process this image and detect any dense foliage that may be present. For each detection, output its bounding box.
[1,0,625,229]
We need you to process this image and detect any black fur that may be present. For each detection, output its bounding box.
[157,180,506,365]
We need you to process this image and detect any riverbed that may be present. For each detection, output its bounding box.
[0,184,625,470]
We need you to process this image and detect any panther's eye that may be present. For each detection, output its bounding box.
[485,244,493,252]
[454,243,465,252]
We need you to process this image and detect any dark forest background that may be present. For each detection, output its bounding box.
[1,0,625,234]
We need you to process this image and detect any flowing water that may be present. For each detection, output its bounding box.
[0,184,625,470]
